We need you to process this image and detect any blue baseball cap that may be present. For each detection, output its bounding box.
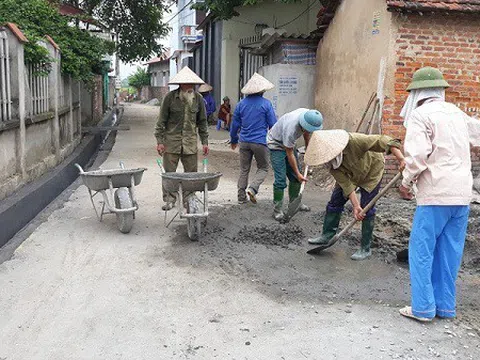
[300,110,323,133]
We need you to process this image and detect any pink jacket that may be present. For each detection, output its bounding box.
[402,101,480,206]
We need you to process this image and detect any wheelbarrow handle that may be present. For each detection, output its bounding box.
[156,158,165,173]
[74,163,85,174]
[203,157,208,173]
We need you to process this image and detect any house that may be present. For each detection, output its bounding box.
[169,0,206,88]
[146,52,171,87]
[190,0,324,110]
[314,0,480,180]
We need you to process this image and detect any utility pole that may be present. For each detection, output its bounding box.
[115,33,121,116]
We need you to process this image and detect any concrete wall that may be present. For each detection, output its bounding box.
[221,0,322,107]
[149,61,170,87]
[315,0,394,131]
[0,26,93,201]
[0,129,17,183]
[259,64,316,117]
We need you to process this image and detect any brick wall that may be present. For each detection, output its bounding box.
[382,13,480,183]
[140,86,169,102]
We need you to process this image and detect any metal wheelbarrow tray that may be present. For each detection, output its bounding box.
[76,164,147,233]
[159,159,222,241]
[161,172,222,193]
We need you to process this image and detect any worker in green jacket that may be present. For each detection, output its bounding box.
[305,130,405,260]
[155,67,209,210]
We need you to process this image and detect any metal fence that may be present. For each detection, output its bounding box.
[0,29,12,123]
[27,63,50,116]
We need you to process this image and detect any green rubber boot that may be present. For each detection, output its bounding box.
[273,188,285,222]
[308,212,342,245]
[351,216,375,261]
[288,181,310,212]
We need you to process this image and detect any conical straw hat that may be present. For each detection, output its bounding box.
[304,130,350,166]
[241,73,274,95]
[198,84,213,92]
[169,66,205,85]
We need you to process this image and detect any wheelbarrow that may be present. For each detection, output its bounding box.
[158,158,222,241]
[75,162,147,233]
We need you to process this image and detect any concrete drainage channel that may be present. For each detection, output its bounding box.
[0,108,123,262]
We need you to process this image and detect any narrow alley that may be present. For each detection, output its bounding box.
[0,104,479,360]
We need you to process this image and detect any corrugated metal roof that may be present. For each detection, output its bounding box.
[387,0,480,13]
[248,28,319,55]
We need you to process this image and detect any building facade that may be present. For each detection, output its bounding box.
[315,0,480,180]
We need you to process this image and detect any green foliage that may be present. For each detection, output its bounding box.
[128,67,150,91]
[0,0,114,81]
[194,0,302,20]
[64,0,170,63]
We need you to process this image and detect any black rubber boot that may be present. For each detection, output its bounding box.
[308,212,342,245]
[351,216,375,261]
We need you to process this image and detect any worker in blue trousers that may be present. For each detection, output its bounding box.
[398,67,480,322]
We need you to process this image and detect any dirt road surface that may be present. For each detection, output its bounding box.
[1,103,479,359]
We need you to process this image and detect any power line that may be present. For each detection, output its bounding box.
[166,0,195,24]
[276,0,317,28]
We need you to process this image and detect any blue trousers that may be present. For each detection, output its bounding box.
[326,182,381,218]
[409,206,469,319]
[270,149,301,190]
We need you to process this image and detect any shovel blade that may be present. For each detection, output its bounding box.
[307,243,333,255]
[283,195,303,223]
[306,235,340,255]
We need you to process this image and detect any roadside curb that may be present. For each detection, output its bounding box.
[0,109,121,249]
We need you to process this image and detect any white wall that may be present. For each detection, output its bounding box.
[221,0,321,106]
[259,64,316,118]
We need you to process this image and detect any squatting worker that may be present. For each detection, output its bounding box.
[155,66,209,211]
[398,67,480,322]
[267,108,323,221]
[199,84,216,125]
[305,130,405,261]
[230,73,277,204]
[218,96,232,131]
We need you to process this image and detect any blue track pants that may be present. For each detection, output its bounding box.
[409,206,469,319]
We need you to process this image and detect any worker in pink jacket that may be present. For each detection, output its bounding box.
[398,67,480,322]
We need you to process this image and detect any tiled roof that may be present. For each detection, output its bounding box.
[387,0,480,12]
[5,23,28,43]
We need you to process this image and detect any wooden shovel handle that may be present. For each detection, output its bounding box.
[328,172,403,244]
[299,165,309,194]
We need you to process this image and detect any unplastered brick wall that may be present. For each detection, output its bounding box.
[382,13,480,183]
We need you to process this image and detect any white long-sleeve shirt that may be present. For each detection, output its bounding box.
[402,101,480,206]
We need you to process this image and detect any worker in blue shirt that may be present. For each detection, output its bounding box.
[199,84,216,124]
[230,73,277,204]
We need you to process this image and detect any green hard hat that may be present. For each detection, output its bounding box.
[407,67,450,92]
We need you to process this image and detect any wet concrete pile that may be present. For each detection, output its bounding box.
[232,224,304,248]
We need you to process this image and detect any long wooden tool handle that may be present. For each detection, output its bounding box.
[299,165,309,194]
[355,92,376,132]
[328,172,403,243]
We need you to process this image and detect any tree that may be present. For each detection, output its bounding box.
[128,67,150,92]
[62,0,171,63]
[194,0,302,20]
[0,0,115,81]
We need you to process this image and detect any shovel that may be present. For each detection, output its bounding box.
[282,165,309,223]
[307,172,402,255]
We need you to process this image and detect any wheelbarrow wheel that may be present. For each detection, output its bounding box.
[187,196,202,241]
[114,188,134,234]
